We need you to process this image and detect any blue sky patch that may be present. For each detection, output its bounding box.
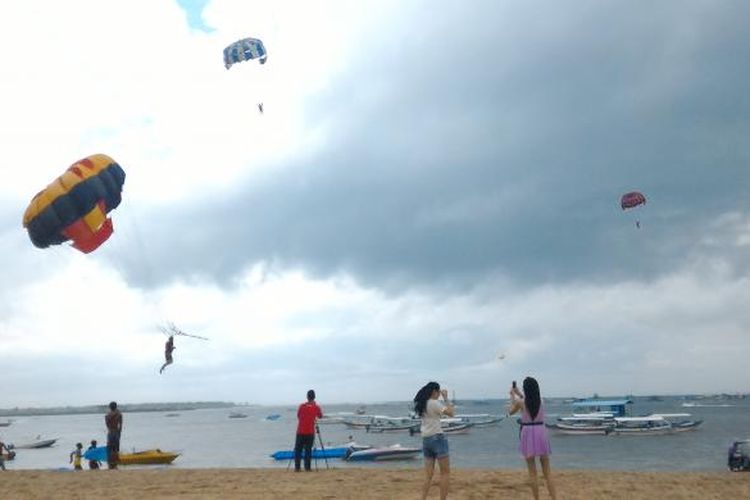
[176,0,213,32]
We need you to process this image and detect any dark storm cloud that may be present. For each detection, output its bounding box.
[114,0,750,290]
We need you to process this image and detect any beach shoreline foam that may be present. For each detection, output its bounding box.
[1,468,748,499]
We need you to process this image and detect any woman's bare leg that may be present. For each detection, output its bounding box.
[422,457,436,500]
[526,457,539,500]
[437,456,450,500]
[540,456,557,500]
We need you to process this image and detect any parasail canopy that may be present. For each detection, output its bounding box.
[620,191,646,210]
[223,37,267,69]
[22,154,126,254]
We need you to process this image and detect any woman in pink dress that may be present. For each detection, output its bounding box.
[508,377,558,500]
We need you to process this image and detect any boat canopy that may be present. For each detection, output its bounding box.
[572,399,633,416]
[614,416,666,422]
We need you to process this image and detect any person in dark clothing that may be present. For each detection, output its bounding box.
[294,389,323,471]
[105,401,123,469]
[160,335,176,374]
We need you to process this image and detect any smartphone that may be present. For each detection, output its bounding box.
[512,381,517,389]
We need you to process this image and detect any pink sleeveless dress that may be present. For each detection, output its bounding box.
[519,404,551,458]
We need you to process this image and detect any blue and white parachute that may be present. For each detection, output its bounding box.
[223,37,267,69]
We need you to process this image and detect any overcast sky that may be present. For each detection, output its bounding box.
[1,0,748,408]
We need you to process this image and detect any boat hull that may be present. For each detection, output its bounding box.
[346,446,421,461]
[14,439,58,449]
[271,447,349,460]
[117,449,180,465]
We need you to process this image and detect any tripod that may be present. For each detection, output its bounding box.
[314,424,330,470]
[287,425,330,471]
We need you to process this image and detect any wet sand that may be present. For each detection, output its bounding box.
[1,467,748,499]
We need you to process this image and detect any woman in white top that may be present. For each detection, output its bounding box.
[414,381,455,500]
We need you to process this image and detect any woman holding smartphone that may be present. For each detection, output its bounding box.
[508,377,558,500]
[414,381,455,500]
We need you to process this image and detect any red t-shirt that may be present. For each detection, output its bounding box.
[296,401,323,435]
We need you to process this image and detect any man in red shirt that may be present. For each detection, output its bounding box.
[294,389,323,471]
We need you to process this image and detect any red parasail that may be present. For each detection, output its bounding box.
[620,191,646,210]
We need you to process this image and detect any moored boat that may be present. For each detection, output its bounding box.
[606,416,672,435]
[453,414,505,427]
[11,438,58,449]
[650,414,703,432]
[409,421,473,435]
[546,414,616,435]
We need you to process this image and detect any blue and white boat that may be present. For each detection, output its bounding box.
[270,447,350,460]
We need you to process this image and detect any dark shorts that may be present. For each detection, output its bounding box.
[423,433,449,459]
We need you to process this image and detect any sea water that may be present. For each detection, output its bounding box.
[2,397,748,471]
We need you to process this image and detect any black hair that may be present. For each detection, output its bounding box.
[523,377,542,421]
[413,381,440,417]
[109,401,117,410]
[307,389,316,401]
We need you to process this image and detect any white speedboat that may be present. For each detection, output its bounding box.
[11,438,58,449]
[345,444,421,461]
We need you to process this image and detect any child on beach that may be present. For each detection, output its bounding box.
[508,377,558,500]
[414,381,455,500]
[70,442,83,470]
[87,440,101,469]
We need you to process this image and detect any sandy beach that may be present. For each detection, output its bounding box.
[1,468,748,499]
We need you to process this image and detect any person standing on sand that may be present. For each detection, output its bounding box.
[508,377,558,500]
[414,381,455,500]
[105,401,123,469]
[294,389,323,472]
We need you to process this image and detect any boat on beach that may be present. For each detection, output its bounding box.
[229,412,248,419]
[270,442,373,461]
[270,447,350,460]
[117,449,180,465]
[345,444,421,461]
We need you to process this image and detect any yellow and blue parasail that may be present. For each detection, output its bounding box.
[22,154,126,254]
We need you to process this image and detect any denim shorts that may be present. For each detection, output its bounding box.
[423,433,449,459]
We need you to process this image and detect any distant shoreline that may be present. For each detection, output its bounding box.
[1,393,746,418]
[0,401,237,418]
